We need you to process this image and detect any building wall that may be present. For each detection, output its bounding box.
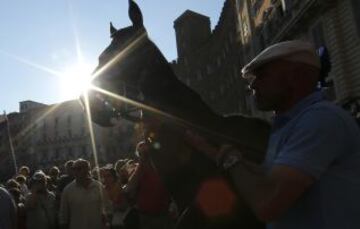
[172,0,250,115]
[0,99,135,179]
[31,100,92,167]
[174,10,212,59]
[323,0,360,102]
[0,112,30,180]
[19,100,47,113]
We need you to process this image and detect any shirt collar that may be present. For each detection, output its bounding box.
[272,91,324,130]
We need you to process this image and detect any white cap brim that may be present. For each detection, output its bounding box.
[242,40,321,78]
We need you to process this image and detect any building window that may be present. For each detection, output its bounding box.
[283,0,293,12]
[311,21,326,48]
[68,147,73,157]
[183,58,188,67]
[186,78,191,86]
[196,71,202,81]
[216,57,221,67]
[206,65,213,74]
[182,42,186,51]
[220,85,225,95]
[82,145,87,156]
[225,42,230,52]
[352,0,360,36]
[229,33,234,44]
[55,148,60,160]
[80,114,85,124]
[54,117,59,138]
[67,115,72,125]
[81,126,85,136]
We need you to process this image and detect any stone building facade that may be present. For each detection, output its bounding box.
[171,0,360,121]
[0,100,135,180]
[171,3,250,116]
[243,0,360,119]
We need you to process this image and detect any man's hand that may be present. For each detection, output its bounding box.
[185,130,240,164]
[185,130,219,162]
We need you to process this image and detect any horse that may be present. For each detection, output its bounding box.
[87,1,271,228]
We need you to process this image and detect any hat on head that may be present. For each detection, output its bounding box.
[242,40,321,78]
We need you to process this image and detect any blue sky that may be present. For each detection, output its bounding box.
[0,0,224,113]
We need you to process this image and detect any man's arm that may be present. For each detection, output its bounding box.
[227,160,314,222]
[123,163,140,198]
[185,131,315,222]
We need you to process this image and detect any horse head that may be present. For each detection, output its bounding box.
[88,0,214,130]
[87,1,270,228]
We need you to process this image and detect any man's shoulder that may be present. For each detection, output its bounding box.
[288,99,360,151]
[306,100,340,113]
[59,175,73,182]
[90,179,103,188]
[299,100,355,125]
[0,187,9,195]
[62,180,76,193]
[0,187,11,202]
[0,187,15,210]
[48,191,56,199]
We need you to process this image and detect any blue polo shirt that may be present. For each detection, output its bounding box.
[264,91,360,229]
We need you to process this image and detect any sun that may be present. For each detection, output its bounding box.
[60,63,94,100]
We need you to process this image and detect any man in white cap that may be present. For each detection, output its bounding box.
[186,40,360,228]
[59,159,111,229]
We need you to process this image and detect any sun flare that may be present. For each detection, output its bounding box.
[60,63,94,100]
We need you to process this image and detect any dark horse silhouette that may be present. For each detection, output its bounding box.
[87,1,270,228]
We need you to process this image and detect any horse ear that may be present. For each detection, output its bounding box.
[128,0,143,28]
[110,22,117,37]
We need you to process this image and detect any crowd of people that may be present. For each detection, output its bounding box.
[0,141,177,229]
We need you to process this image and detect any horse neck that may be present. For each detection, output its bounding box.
[146,60,220,127]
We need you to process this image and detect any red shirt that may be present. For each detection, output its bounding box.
[136,162,170,214]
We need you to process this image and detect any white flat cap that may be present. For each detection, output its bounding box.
[242,40,321,78]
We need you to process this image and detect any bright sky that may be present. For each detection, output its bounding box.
[0,0,224,113]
